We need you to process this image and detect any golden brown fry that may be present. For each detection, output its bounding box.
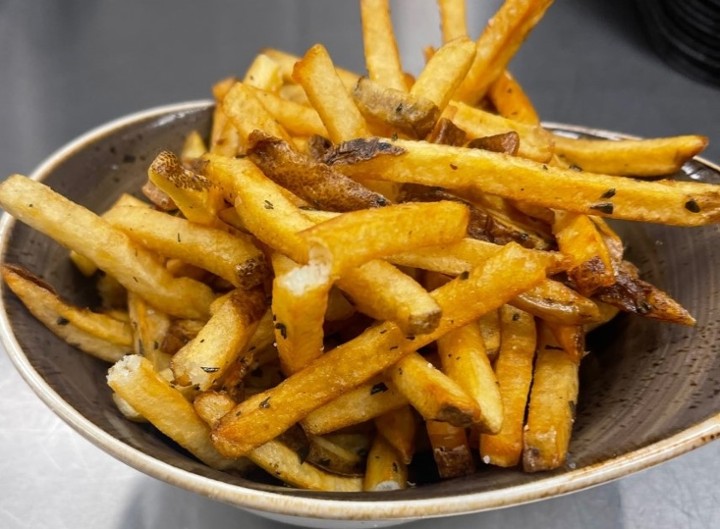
[104,204,268,289]
[271,254,331,375]
[522,323,580,472]
[427,117,467,146]
[487,70,540,125]
[437,321,503,434]
[336,259,442,336]
[171,288,266,391]
[302,379,409,435]
[409,37,476,113]
[212,243,556,457]
[360,0,406,92]
[553,134,708,177]
[513,279,601,325]
[544,321,586,363]
[374,406,417,465]
[300,201,470,277]
[248,85,327,137]
[2,264,133,363]
[426,419,476,479]
[262,47,360,90]
[478,309,501,359]
[363,435,408,491]
[437,0,468,42]
[181,130,208,165]
[148,150,223,226]
[0,175,214,319]
[389,351,484,427]
[127,291,172,372]
[222,81,293,146]
[553,210,615,296]
[193,391,363,491]
[325,137,720,226]
[447,101,553,162]
[454,0,555,104]
[293,44,370,143]
[107,355,236,469]
[243,53,283,92]
[480,305,536,467]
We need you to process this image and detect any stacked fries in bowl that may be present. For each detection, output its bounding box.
[2,0,720,524]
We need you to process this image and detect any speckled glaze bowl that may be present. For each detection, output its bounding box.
[2,101,720,527]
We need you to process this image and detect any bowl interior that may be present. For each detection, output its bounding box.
[2,103,720,515]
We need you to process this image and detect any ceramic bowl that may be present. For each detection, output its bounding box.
[2,101,720,528]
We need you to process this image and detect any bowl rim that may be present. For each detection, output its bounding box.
[1,100,720,521]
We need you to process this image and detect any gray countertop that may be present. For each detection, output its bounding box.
[1,1,719,527]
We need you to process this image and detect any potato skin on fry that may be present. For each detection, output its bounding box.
[247,131,390,211]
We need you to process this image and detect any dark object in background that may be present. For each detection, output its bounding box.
[635,0,720,86]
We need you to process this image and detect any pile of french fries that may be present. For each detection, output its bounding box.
[1,0,716,491]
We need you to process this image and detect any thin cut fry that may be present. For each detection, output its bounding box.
[522,323,580,472]
[488,70,540,125]
[0,175,214,319]
[293,44,370,143]
[2,264,133,362]
[437,0,468,42]
[212,243,556,457]
[325,138,720,226]
[374,406,417,465]
[426,419,476,479]
[360,0,406,92]
[363,435,408,491]
[480,305,536,467]
[107,355,236,469]
[553,134,708,177]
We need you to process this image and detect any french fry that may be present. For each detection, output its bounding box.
[513,279,601,325]
[293,44,370,143]
[306,434,366,476]
[374,406,417,465]
[104,204,268,289]
[436,321,503,434]
[107,355,237,469]
[212,243,555,457]
[148,150,224,226]
[127,291,172,372]
[0,175,214,319]
[478,309,502,359]
[336,259,442,336]
[193,391,363,491]
[389,351,484,427]
[300,201,470,277]
[352,77,440,139]
[2,264,133,363]
[522,323,580,472]
[552,133,708,177]
[247,132,390,211]
[247,86,327,137]
[466,131,520,156]
[262,47,360,90]
[271,254,331,375]
[243,53,283,92]
[180,130,208,164]
[222,81,294,146]
[446,101,554,162]
[454,0,555,104]
[359,0,406,92]
[302,379,409,436]
[480,305,536,467]
[171,288,267,391]
[553,210,615,296]
[544,321,586,363]
[210,77,241,157]
[437,0,468,42]
[409,37,476,113]
[325,137,720,226]
[426,419,476,479]
[487,70,541,125]
[363,435,408,491]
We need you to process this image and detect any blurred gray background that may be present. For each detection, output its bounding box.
[1,1,719,528]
